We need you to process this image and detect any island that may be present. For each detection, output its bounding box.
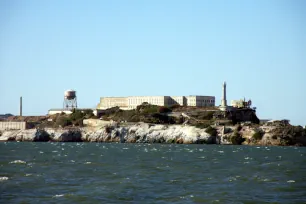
[0,104,305,146]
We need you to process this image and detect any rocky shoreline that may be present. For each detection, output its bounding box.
[0,122,305,146]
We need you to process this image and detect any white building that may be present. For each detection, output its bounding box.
[48,109,73,115]
[97,95,215,110]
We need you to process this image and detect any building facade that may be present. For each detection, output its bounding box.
[98,97,129,110]
[0,122,27,130]
[97,95,215,110]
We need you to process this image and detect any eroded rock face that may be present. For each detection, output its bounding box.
[45,129,82,142]
[0,122,305,146]
[34,130,50,142]
[0,124,215,144]
[216,124,306,146]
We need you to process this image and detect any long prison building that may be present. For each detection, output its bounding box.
[97,95,215,110]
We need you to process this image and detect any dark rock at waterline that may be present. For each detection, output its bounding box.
[34,130,50,142]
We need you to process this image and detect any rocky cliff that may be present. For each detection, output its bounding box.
[0,123,215,144]
[0,122,305,146]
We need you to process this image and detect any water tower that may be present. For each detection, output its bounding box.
[63,90,77,110]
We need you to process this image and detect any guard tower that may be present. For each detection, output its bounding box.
[63,90,77,110]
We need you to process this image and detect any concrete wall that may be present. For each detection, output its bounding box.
[0,122,27,130]
[83,119,115,127]
[186,96,215,107]
[169,96,185,106]
[128,96,166,109]
[97,97,128,110]
[48,110,73,115]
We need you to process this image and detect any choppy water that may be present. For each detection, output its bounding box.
[0,143,305,203]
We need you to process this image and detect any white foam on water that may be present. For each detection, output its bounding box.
[85,162,91,164]
[218,151,224,153]
[0,177,9,181]
[287,180,295,183]
[198,149,203,151]
[52,151,58,153]
[228,177,237,182]
[53,194,64,198]
[10,160,26,164]
[25,174,32,177]
[39,151,44,154]
[122,148,129,150]
[70,160,75,163]
[144,148,148,152]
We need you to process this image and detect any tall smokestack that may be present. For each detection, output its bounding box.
[20,96,22,116]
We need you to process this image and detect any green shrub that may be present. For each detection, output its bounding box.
[83,109,94,116]
[169,104,180,110]
[56,116,72,127]
[158,106,171,113]
[136,104,159,114]
[72,118,83,126]
[70,110,85,121]
[130,115,140,122]
[205,126,217,136]
[252,132,263,140]
[150,113,176,124]
[230,131,245,145]
[199,111,215,120]
[195,123,210,129]
[236,125,242,131]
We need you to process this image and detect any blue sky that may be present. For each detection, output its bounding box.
[0,0,305,125]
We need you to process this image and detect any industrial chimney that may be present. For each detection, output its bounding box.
[20,96,22,116]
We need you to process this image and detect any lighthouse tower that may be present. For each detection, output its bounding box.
[220,81,228,111]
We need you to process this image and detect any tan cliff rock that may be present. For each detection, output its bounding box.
[0,121,305,146]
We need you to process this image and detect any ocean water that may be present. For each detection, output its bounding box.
[0,143,305,204]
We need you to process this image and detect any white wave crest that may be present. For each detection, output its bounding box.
[10,160,26,164]
[53,194,64,198]
[0,177,9,181]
